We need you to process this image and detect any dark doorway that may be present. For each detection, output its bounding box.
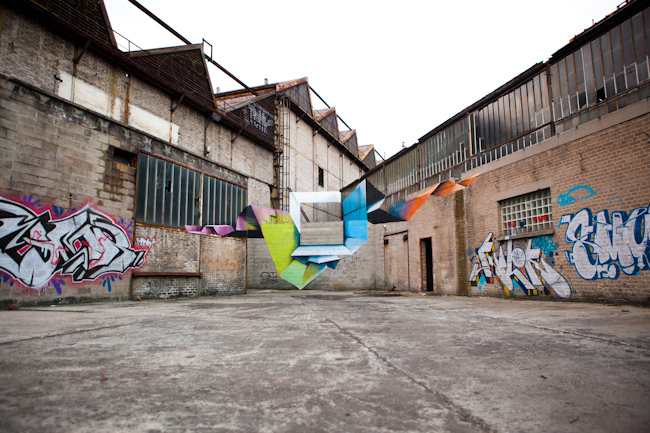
[420,237,433,292]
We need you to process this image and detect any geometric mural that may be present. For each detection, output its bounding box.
[187,178,477,289]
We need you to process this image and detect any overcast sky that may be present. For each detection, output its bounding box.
[103,0,624,160]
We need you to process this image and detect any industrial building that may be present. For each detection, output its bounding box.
[1,0,649,305]
[0,0,374,304]
[358,0,650,304]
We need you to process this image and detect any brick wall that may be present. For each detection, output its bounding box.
[406,192,458,294]
[464,107,650,304]
[133,226,199,273]
[0,78,138,303]
[383,222,409,291]
[397,101,650,305]
[200,236,246,295]
[174,103,204,156]
[0,8,74,94]
[132,276,200,300]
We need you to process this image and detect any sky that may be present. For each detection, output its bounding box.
[103,0,625,160]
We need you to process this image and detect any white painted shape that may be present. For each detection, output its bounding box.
[170,123,179,145]
[367,198,385,213]
[73,78,110,116]
[58,71,123,123]
[109,97,123,121]
[128,105,179,144]
[57,71,74,101]
[290,191,341,233]
[56,71,178,144]
[291,245,351,257]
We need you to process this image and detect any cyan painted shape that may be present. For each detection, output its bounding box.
[342,181,367,216]
[344,220,368,241]
[557,185,596,207]
[344,206,367,223]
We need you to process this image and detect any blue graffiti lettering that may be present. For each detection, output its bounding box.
[557,185,596,207]
[559,205,650,280]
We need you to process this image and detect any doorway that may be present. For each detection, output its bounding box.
[420,237,433,292]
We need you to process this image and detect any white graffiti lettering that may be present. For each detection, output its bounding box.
[559,205,650,280]
[469,233,571,299]
[247,104,273,136]
[135,237,156,248]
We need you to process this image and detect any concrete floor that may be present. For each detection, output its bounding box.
[0,290,649,433]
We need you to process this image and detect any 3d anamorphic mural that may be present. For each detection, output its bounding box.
[188,177,478,289]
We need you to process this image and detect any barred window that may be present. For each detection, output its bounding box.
[500,189,552,236]
[136,153,246,229]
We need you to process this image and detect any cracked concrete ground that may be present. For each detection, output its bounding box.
[0,290,649,433]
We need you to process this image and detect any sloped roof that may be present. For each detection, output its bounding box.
[20,0,117,49]
[340,130,359,158]
[358,145,376,169]
[315,107,339,139]
[129,44,215,110]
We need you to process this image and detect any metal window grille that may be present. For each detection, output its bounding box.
[500,189,552,236]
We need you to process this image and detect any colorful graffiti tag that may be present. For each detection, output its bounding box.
[559,204,650,280]
[469,233,571,299]
[0,196,146,292]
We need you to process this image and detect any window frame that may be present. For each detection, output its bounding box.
[499,188,554,238]
[136,152,247,230]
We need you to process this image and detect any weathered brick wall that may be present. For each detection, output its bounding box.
[132,276,200,300]
[207,122,231,168]
[383,222,409,291]
[0,7,74,93]
[128,76,170,121]
[133,226,199,273]
[0,78,137,304]
[248,178,270,208]
[406,192,458,294]
[254,144,273,186]
[0,75,254,305]
[464,102,650,304]
[200,236,246,295]
[174,103,204,156]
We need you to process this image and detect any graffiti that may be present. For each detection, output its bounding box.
[557,185,596,207]
[531,235,557,255]
[0,196,147,291]
[260,272,278,284]
[532,215,550,223]
[469,233,571,299]
[330,251,363,276]
[559,204,650,280]
[119,218,133,236]
[251,258,275,270]
[135,237,156,248]
[247,104,274,137]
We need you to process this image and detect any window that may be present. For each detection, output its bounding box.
[318,166,324,187]
[112,147,136,167]
[500,188,553,236]
[136,153,247,229]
